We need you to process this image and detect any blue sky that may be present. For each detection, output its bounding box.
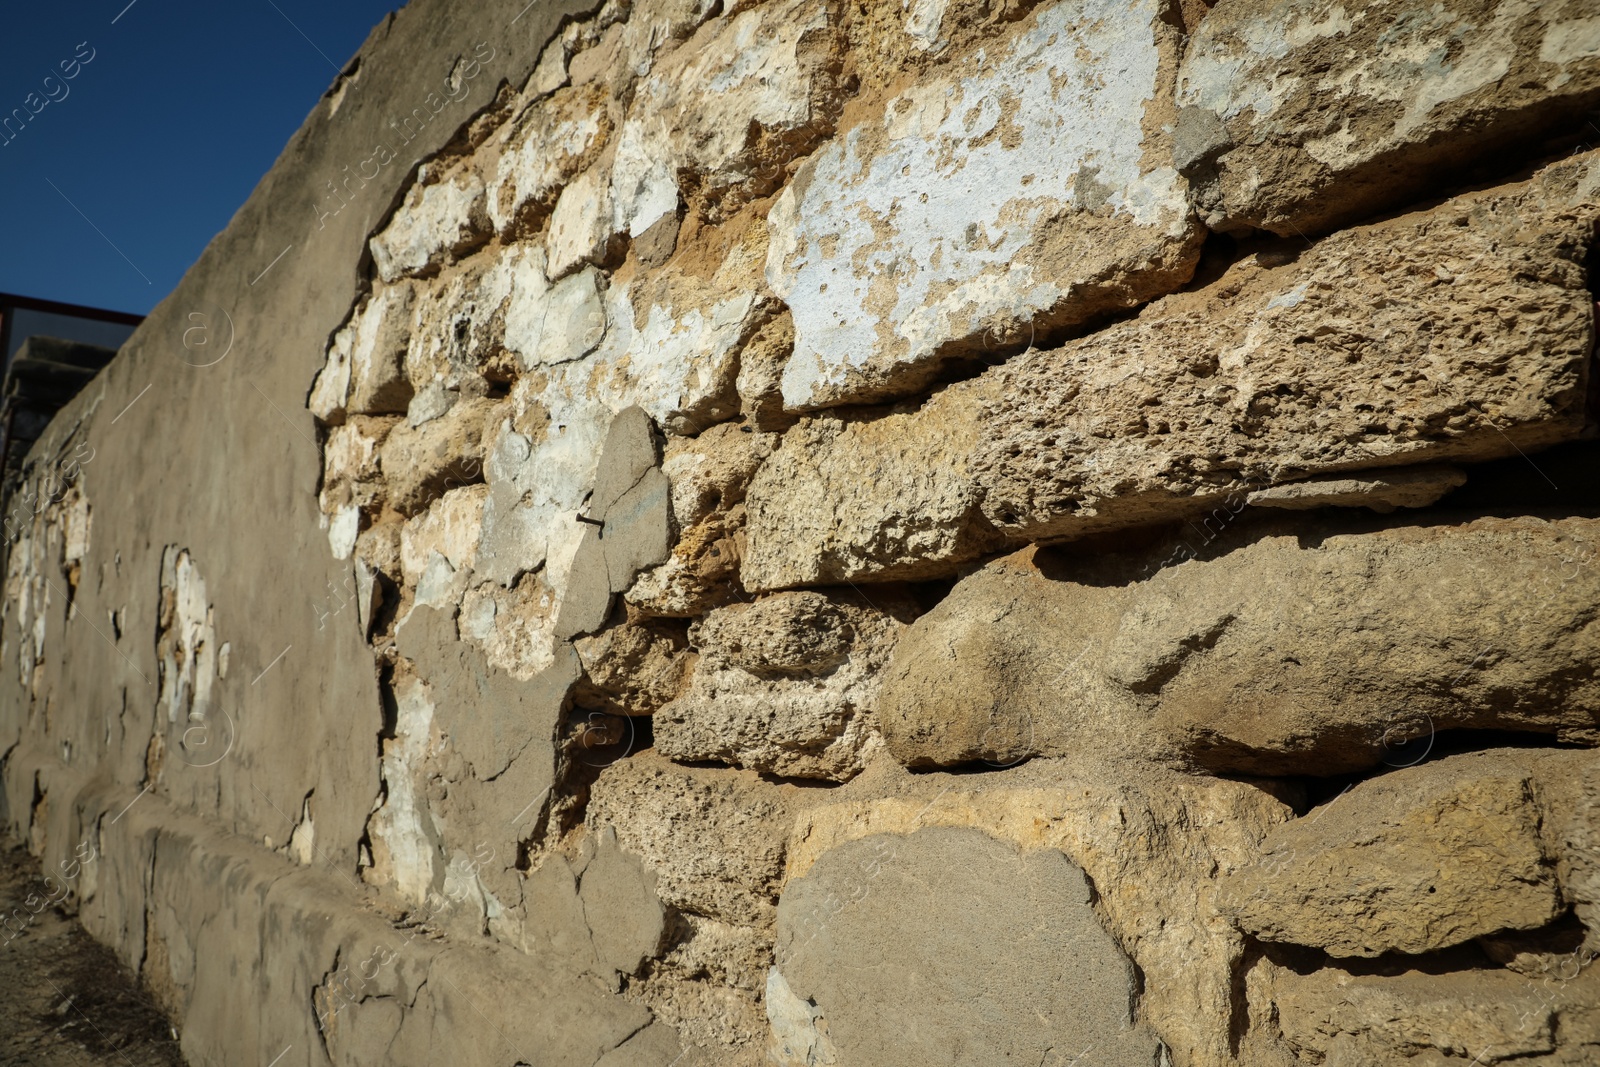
[0,0,403,315]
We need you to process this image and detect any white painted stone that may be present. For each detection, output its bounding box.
[329,504,361,561]
[367,675,442,903]
[400,485,488,588]
[767,0,1196,410]
[610,0,837,235]
[487,86,610,236]
[904,0,950,53]
[370,168,488,283]
[546,166,616,279]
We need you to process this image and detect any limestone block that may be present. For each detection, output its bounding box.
[365,674,444,904]
[346,283,415,415]
[573,614,691,717]
[1248,956,1600,1065]
[775,827,1165,1067]
[654,591,913,781]
[877,516,1600,775]
[1246,466,1466,513]
[379,396,499,517]
[741,407,999,590]
[767,0,1200,411]
[546,164,620,279]
[625,422,780,616]
[488,84,612,236]
[399,484,487,589]
[578,827,668,976]
[744,163,1597,588]
[782,768,1295,1067]
[610,0,845,236]
[1220,751,1573,957]
[586,754,790,927]
[371,166,489,283]
[320,416,393,518]
[1178,0,1600,236]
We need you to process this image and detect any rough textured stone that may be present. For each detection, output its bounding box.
[379,395,498,517]
[654,591,914,781]
[625,422,779,616]
[573,612,691,716]
[1221,751,1574,958]
[767,0,1200,411]
[1246,465,1467,513]
[489,83,612,237]
[745,166,1597,588]
[610,0,845,236]
[776,826,1165,1067]
[1246,955,1600,1065]
[585,754,790,928]
[371,164,489,282]
[1178,0,1600,236]
[878,516,1600,775]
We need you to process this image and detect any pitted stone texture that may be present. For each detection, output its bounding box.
[371,165,490,283]
[878,516,1600,776]
[1221,750,1579,958]
[586,754,790,928]
[320,416,394,522]
[767,0,1199,411]
[573,613,691,717]
[784,768,1295,1067]
[625,423,779,616]
[610,0,846,236]
[654,591,915,781]
[1246,465,1466,513]
[775,826,1165,1067]
[1245,954,1600,1065]
[744,168,1597,587]
[488,83,612,237]
[1178,0,1600,236]
[741,406,1000,590]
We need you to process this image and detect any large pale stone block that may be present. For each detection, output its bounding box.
[1178,0,1600,236]
[743,159,1598,589]
[766,0,1201,411]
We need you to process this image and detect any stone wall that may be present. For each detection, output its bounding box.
[5,0,1600,1065]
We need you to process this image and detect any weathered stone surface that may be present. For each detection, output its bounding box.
[741,407,999,589]
[1178,0,1600,236]
[547,163,620,278]
[745,166,1597,588]
[371,165,489,282]
[1221,751,1571,957]
[1247,465,1466,513]
[399,484,487,590]
[1246,954,1600,1065]
[488,83,612,237]
[586,754,790,927]
[765,967,839,1067]
[783,765,1295,1067]
[578,827,668,976]
[776,826,1165,1067]
[655,591,913,781]
[767,0,1200,411]
[379,396,498,517]
[610,0,845,236]
[626,421,779,617]
[573,612,691,716]
[878,516,1600,775]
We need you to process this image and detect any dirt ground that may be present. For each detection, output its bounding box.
[0,838,187,1067]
